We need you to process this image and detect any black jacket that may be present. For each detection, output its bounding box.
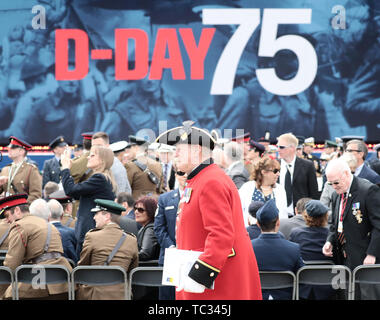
[137,222,160,261]
[327,176,380,269]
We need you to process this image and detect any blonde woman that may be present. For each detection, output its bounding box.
[61,145,116,256]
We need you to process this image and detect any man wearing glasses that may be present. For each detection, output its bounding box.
[276,133,319,218]
[322,158,380,298]
[345,139,380,185]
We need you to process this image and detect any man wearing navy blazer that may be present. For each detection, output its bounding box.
[42,136,68,190]
[154,171,187,300]
[47,199,78,264]
[277,133,319,218]
[252,199,304,300]
[346,139,380,185]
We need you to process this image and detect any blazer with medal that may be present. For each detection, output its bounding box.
[327,176,380,269]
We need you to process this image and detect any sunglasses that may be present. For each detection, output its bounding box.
[277,145,290,150]
[134,207,146,213]
[267,168,280,174]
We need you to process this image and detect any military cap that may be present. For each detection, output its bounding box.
[8,136,32,151]
[0,194,28,219]
[256,199,279,223]
[324,140,338,148]
[305,200,329,217]
[155,120,216,150]
[259,131,271,143]
[341,135,364,143]
[48,189,73,204]
[91,199,126,216]
[81,132,93,140]
[49,136,68,150]
[73,143,83,151]
[231,132,250,142]
[374,144,380,152]
[248,201,265,218]
[129,135,149,146]
[110,140,129,153]
[157,143,175,153]
[304,137,315,146]
[249,140,265,155]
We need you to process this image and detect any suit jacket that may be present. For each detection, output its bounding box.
[358,164,380,185]
[77,223,139,300]
[280,157,319,210]
[226,161,250,189]
[279,215,307,240]
[51,221,78,263]
[61,169,115,257]
[42,157,61,189]
[154,189,180,265]
[252,233,304,300]
[327,176,380,269]
[137,222,160,261]
[3,214,72,299]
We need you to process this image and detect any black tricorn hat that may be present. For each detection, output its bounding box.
[155,121,216,150]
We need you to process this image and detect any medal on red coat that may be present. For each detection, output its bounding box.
[184,187,192,203]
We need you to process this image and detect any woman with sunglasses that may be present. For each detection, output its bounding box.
[239,156,288,226]
[134,196,160,261]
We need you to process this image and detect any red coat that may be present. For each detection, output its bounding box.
[176,163,262,300]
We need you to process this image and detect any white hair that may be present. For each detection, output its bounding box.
[29,199,50,221]
[325,158,351,176]
[47,199,64,221]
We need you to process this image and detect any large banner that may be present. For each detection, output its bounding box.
[0,0,379,145]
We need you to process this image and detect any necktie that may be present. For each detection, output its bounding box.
[285,164,292,207]
[338,193,348,248]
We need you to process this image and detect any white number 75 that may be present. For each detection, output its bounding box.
[203,8,318,96]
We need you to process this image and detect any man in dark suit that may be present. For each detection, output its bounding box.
[42,136,68,190]
[323,158,380,270]
[154,172,187,300]
[224,141,250,189]
[277,133,319,218]
[252,199,304,300]
[157,144,176,192]
[47,199,78,264]
[345,139,380,185]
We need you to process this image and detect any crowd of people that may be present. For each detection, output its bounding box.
[0,127,379,300]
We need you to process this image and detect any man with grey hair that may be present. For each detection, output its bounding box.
[224,141,249,189]
[29,198,51,221]
[323,158,380,269]
[345,139,380,185]
[47,199,78,263]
